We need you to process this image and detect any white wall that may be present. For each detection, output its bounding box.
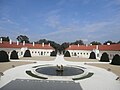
[30,49,54,57]
[68,50,91,58]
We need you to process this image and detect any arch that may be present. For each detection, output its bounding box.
[50,51,57,56]
[0,50,9,62]
[64,51,71,57]
[89,52,96,59]
[10,50,19,59]
[100,52,109,62]
[111,54,120,65]
[23,50,31,57]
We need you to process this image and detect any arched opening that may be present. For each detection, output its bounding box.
[0,50,9,62]
[89,52,96,59]
[64,51,71,57]
[50,51,57,56]
[23,50,31,57]
[111,54,120,65]
[10,50,19,59]
[100,52,109,62]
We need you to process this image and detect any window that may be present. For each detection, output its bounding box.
[41,52,43,55]
[87,53,88,55]
[32,51,34,53]
[97,54,99,57]
[21,52,23,55]
[74,52,77,56]
[81,53,82,55]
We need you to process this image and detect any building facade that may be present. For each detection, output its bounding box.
[66,44,120,60]
[0,40,54,58]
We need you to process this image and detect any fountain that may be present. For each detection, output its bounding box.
[28,54,90,80]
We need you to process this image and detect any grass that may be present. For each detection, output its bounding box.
[72,72,94,80]
[26,71,48,79]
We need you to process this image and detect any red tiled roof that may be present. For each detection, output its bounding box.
[66,45,96,50]
[0,41,54,49]
[98,44,120,51]
[66,44,120,51]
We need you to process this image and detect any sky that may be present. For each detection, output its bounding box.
[0,0,120,44]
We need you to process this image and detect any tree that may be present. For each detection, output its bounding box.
[117,41,120,44]
[50,51,57,56]
[0,36,10,41]
[0,50,9,62]
[10,50,19,59]
[60,42,69,53]
[16,35,30,43]
[64,51,71,57]
[90,41,101,45]
[111,54,120,65]
[70,40,84,45]
[103,40,116,45]
[100,52,109,62]
[89,52,96,59]
[23,50,31,57]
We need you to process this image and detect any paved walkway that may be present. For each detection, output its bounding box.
[0,55,120,90]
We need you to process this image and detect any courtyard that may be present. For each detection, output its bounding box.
[0,56,120,90]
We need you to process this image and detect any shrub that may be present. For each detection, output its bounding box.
[0,50,9,62]
[50,51,57,56]
[23,50,31,57]
[111,54,120,65]
[100,52,109,62]
[64,51,71,57]
[10,50,19,59]
[89,52,96,59]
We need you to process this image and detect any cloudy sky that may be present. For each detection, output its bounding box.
[0,0,120,43]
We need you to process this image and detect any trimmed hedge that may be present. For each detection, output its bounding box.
[0,50,9,62]
[64,51,71,57]
[23,50,31,57]
[111,54,120,65]
[89,52,96,59]
[50,51,57,56]
[10,50,19,59]
[100,52,109,62]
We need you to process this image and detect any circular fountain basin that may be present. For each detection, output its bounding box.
[31,65,89,80]
[36,66,84,76]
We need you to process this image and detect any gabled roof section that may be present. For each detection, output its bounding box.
[66,44,120,51]
[0,41,54,49]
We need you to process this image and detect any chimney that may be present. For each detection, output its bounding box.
[48,43,50,46]
[96,45,98,50]
[107,43,110,45]
[85,44,88,47]
[69,45,71,48]
[23,41,25,46]
[78,44,79,47]
[0,38,2,43]
[9,39,12,44]
[42,42,44,47]
[17,41,19,45]
[33,42,35,46]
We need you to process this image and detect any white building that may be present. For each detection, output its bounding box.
[0,40,54,58]
[66,44,120,60]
